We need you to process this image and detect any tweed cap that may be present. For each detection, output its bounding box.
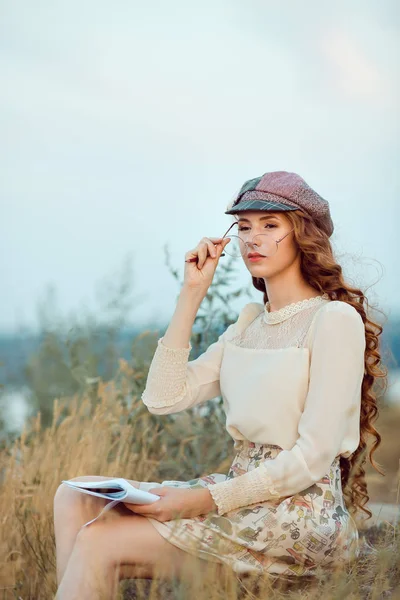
[225,171,334,237]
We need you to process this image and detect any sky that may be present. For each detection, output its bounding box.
[1,0,399,334]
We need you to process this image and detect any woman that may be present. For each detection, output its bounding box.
[53,171,387,598]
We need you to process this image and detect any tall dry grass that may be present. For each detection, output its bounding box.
[0,353,399,599]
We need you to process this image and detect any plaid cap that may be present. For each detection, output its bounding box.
[225,171,334,237]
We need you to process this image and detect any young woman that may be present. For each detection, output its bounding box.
[53,171,387,598]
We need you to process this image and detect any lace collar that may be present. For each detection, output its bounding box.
[263,293,330,325]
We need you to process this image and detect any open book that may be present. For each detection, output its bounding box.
[62,477,161,529]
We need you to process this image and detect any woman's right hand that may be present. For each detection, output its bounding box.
[183,236,231,295]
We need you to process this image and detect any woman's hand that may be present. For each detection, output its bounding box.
[183,236,231,296]
[123,486,217,522]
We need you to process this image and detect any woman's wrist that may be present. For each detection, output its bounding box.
[196,488,218,514]
[180,284,206,305]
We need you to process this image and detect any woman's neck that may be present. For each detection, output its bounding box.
[264,280,321,313]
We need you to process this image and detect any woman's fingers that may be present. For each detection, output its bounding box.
[199,237,225,267]
[185,237,229,269]
[207,240,217,258]
[197,245,207,269]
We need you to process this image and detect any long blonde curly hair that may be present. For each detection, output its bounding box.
[250,209,389,521]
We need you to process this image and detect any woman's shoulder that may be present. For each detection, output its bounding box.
[237,301,264,325]
[310,299,364,336]
[316,299,363,319]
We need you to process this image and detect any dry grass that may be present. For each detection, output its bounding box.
[0,358,399,599]
[363,402,400,507]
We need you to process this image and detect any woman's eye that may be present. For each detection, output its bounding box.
[238,224,276,232]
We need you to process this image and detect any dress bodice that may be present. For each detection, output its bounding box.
[220,338,311,447]
[228,293,331,350]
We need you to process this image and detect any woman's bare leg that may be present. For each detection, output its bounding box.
[55,509,221,600]
[53,475,142,585]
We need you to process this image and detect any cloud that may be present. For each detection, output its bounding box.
[320,28,395,106]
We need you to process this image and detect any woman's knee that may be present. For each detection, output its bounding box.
[53,479,90,514]
[53,476,141,518]
[53,484,74,517]
[54,476,104,506]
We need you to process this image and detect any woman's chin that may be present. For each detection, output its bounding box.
[245,259,269,269]
[245,265,269,277]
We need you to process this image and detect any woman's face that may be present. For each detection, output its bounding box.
[234,210,299,277]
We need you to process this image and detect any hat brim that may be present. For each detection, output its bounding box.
[225,199,298,215]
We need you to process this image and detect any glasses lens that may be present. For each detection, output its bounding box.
[223,233,278,257]
[222,235,245,257]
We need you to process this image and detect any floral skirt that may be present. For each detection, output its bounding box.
[138,441,360,577]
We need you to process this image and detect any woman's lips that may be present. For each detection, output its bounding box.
[248,255,265,262]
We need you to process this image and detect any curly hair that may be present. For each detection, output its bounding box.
[250,209,389,521]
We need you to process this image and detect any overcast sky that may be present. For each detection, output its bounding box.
[1,0,399,334]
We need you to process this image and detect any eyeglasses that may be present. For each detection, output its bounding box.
[185,219,294,262]
[221,221,295,258]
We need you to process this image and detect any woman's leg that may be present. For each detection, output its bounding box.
[53,475,142,585]
[55,511,212,600]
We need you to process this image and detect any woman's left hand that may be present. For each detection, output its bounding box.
[123,486,217,522]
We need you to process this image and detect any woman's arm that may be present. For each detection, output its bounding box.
[141,295,261,415]
[206,301,366,516]
[162,285,205,350]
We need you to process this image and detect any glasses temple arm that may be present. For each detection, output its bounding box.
[276,227,295,243]
[221,221,237,239]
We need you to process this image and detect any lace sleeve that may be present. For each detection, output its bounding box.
[141,303,262,415]
[140,337,193,412]
[207,464,281,516]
